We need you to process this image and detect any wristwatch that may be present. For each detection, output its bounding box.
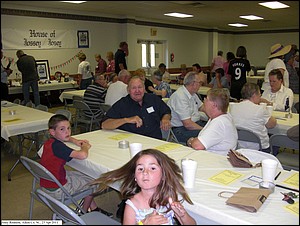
[187,137,194,147]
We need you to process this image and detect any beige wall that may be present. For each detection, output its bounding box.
[1,12,298,79]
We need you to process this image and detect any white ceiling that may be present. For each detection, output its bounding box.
[2,1,299,32]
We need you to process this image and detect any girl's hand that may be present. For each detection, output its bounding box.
[143,210,168,225]
[169,197,186,218]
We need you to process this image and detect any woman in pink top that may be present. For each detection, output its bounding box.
[106,51,115,73]
[210,50,225,76]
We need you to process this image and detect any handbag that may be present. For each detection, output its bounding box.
[220,187,271,212]
[227,149,261,168]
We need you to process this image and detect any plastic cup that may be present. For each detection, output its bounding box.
[129,143,142,158]
[181,159,198,188]
[261,159,278,183]
[259,181,275,193]
[266,106,273,116]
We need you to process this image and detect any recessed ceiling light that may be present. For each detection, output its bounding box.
[259,1,289,9]
[164,13,194,18]
[228,23,248,28]
[61,1,87,4]
[240,15,264,20]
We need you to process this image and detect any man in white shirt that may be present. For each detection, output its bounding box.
[187,88,238,156]
[105,69,131,106]
[230,83,277,152]
[261,69,294,111]
[168,71,208,144]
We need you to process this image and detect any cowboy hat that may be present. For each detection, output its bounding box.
[268,43,291,59]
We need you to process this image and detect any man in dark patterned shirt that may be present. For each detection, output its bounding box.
[83,73,108,119]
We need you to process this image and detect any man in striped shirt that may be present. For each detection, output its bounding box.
[83,73,108,119]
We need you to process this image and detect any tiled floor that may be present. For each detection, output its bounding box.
[1,105,122,222]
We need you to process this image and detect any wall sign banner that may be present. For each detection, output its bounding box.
[2,29,78,49]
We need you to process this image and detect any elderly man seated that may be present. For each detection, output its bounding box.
[168,71,208,144]
[101,76,171,140]
[187,88,238,156]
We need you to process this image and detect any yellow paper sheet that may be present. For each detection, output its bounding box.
[284,202,299,216]
[108,133,133,140]
[154,143,182,152]
[209,170,244,185]
[283,172,299,188]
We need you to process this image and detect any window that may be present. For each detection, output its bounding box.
[141,43,155,68]
[138,39,167,69]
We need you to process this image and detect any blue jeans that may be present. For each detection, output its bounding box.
[172,120,207,145]
[80,78,93,90]
[22,80,40,106]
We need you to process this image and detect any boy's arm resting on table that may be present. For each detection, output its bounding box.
[69,136,91,160]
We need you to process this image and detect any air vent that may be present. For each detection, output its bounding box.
[261,19,271,22]
[170,1,205,7]
[189,2,205,7]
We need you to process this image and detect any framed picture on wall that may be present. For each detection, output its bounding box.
[77,30,89,48]
[36,60,50,81]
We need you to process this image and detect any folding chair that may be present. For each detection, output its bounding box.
[20,156,95,220]
[73,100,103,132]
[36,189,120,225]
[269,134,299,171]
[99,103,111,116]
[236,127,263,151]
[55,109,72,121]
[35,104,49,112]
[161,128,180,143]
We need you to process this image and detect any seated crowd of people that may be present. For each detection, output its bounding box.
[79,58,297,158]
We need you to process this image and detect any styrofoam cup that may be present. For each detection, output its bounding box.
[181,159,197,188]
[129,143,142,158]
[261,159,278,183]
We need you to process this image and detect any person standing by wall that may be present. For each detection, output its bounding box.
[105,51,115,74]
[1,50,13,100]
[16,50,40,106]
[228,46,251,100]
[77,52,93,90]
[115,41,129,74]
[94,53,107,75]
[210,50,225,77]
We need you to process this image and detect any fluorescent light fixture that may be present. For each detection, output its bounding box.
[164,12,194,18]
[259,1,289,9]
[61,1,87,4]
[228,23,248,27]
[240,15,264,20]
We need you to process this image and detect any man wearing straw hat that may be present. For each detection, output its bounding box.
[262,43,291,92]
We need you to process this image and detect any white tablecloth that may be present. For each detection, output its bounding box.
[182,150,298,225]
[59,89,85,102]
[38,129,299,225]
[1,101,54,141]
[269,111,299,135]
[246,75,264,84]
[9,81,78,95]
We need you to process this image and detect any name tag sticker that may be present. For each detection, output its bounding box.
[147,106,154,113]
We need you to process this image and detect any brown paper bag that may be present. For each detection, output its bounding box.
[225,187,271,212]
[227,150,261,168]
